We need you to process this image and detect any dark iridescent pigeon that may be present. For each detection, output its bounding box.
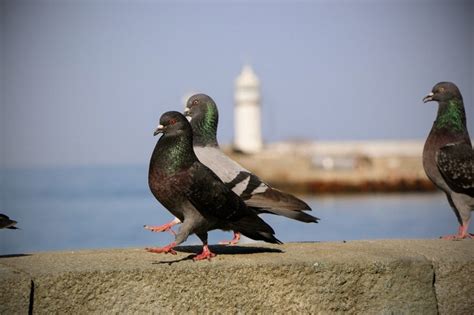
[150,93,318,245]
[145,111,281,260]
[0,214,19,229]
[422,82,474,239]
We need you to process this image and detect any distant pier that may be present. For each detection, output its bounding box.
[224,140,436,194]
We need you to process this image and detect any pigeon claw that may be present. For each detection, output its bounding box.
[218,231,241,246]
[144,223,177,236]
[440,234,474,240]
[193,245,216,261]
[145,243,177,255]
[440,224,474,240]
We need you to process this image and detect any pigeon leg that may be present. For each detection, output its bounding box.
[145,221,193,255]
[441,220,474,240]
[194,233,216,261]
[145,242,177,255]
[218,231,241,245]
[144,218,181,236]
[194,244,216,261]
[459,221,474,239]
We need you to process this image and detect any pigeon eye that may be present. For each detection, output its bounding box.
[439,87,445,93]
[192,99,199,106]
[169,118,177,125]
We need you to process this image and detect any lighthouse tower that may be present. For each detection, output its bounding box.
[233,65,263,153]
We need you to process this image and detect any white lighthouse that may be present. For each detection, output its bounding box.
[233,65,263,153]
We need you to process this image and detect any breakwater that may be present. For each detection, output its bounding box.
[1,240,473,313]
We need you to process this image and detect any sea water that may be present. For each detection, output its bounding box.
[0,165,457,255]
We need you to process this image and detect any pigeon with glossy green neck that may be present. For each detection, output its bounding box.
[422,82,474,240]
[181,93,317,244]
[145,111,281,260]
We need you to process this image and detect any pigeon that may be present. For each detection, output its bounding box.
[422,82,474,240]
[0,214,19,229]
[145,111,281,260]
[155,93,317,245]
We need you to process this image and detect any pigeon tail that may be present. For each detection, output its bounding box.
[261,208,319,223]
[245,187,311,211]
[254,232,283,245]
[229,215,282,245]
[245,188,318,222]
[0,214,18,229]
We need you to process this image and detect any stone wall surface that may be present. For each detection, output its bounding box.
[0,240,473,314]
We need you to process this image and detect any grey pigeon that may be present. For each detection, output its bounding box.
[422,82,474,239]
[0,214,18,229]
[145,111,281,260]
[180,93,318,244]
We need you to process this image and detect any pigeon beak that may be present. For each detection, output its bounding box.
[153,124,164,136]
[183,107,192,122]
[423,92,434,103]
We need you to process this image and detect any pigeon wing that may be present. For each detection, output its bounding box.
[195,146,315,217]
[436,142,474,197]
[185,161,250,222]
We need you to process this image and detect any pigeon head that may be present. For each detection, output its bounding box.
[154,111,191,138]
[423,82,467,132]
[183,94,219,147]
[184,94,218,122]
[423,82,462,104]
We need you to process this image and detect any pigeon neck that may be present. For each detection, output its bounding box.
[191,104,219,147]
[151,132,196,173]
[434,98,467,134]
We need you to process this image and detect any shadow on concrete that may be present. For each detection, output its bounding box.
[177,245,283,255]
[152,254,195,265]
[0,253,32,259]
[152,245,283,265]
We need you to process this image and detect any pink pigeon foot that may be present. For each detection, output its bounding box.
[218,232,241,245]
[193,245,216,261]
[441,223,474,240]
[144,218,180,236]
[145,242,177,255]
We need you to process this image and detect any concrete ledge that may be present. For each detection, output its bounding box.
[1,240,473,314]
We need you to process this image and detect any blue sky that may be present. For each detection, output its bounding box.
[1,0,473,167]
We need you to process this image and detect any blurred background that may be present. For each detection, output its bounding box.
[1,0,473,254]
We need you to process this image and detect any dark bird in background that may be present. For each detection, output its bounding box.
[0,214,19,229]
[147,93,318,245]
[145,111,281,260]
[422,82,474,240]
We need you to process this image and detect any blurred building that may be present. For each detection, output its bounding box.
[233,65,263,154]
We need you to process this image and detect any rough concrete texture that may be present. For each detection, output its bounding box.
[0,240,473,314]
[0,262,31,313]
